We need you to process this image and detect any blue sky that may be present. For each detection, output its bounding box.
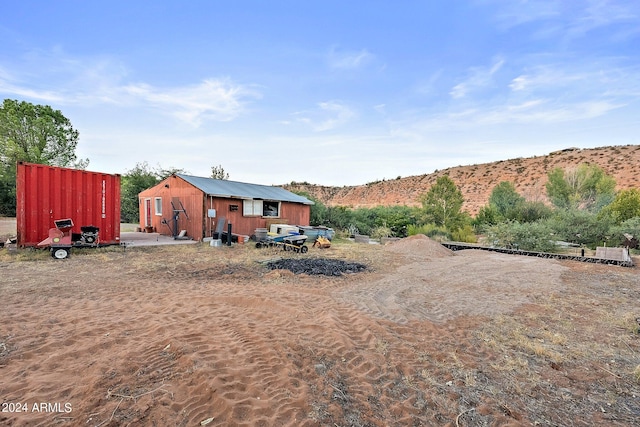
[1,1,639,186]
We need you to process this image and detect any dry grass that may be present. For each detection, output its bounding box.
[1,238,639,425]
[467,264,640,424]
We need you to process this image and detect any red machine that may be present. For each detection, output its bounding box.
[37,219,100,259]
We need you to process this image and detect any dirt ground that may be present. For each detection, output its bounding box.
[1,235,639,426]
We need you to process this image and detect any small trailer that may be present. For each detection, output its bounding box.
[37,219,101,259]
[255,233,309,253]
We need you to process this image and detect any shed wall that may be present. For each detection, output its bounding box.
[206,198,310,237]
[16,162,121,247]
[138,175,205,240]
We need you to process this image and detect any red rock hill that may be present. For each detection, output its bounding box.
[284,145,640,215]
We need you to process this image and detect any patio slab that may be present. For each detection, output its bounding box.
[119,232,199,247]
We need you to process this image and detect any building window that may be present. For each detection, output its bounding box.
[263,201,280,217]
[154,197,162,215]
[243,199,262,216]
[242,200,280,217]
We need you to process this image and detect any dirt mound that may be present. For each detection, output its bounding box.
[384,234,454,259]
[266,258,367,276]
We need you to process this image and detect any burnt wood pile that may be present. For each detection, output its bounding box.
[266,258,367,276]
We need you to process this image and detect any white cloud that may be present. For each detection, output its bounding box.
[450,57,505,99]
[0,49,260,127]
[295,101,356,132]
[479,0,560,29]
[509,75,529,92]
[406,53,639,149]
[414,98,622,132]
[449,83,467,99]
[506,99,546,111]
[481,100,622,124]
[328,47,374,70]
[567,0,640,39]
[509,62,640,98]
[0,79,66,103]
[0,63,67,103]
[508,67,584,92]
[122,79,259,126]
[415,70,444,96]
[374,104,386,114]
[481,0,640,42]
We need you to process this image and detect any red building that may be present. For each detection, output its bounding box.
[138,174,313,240]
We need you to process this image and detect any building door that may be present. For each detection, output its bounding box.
[144,199,152,227]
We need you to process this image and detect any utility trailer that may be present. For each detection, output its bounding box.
[37,219,101,259]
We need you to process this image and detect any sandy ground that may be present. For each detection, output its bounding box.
[1,235,639,426]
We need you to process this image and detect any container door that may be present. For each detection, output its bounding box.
[144,199,152,227]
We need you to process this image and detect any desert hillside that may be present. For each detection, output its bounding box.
[285,145,640,215]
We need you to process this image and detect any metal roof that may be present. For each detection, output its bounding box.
[176,174,314,205]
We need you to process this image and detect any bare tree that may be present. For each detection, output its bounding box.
[210,164,229,180]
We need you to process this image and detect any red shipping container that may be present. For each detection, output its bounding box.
[16,162,121,247]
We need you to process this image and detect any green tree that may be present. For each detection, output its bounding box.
[314,204,419,237]
[0,166,15,216]
[120,162,160,223]
[351,207,378,235]
[545,164,616,211]
[325,206,354,231]
[419,175,465,230]
[545,167,571,209]
[600,188,640,224]
[489,181,525,219]
[485,221,557,252]
[609,217,640,247]
[156,166,188,180]
[472,204,499,232]
[292,190,327,226]
[370,205,419,237]
[210,164,229,180]
[0,99,86,167]
[513,200,553,223]
[474,199,552,232]
[0,99,87,216]
[548,209,613,249]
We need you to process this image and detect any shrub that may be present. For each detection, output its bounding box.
[371,225,393,240]
[324,205,418,237]
[485,221,557,252]
[608,217,640,247]
[451,224,477,243]
[407,224,451,241]
[325,206,354,230]
[473,205,499,232]
[548,209,613,249]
